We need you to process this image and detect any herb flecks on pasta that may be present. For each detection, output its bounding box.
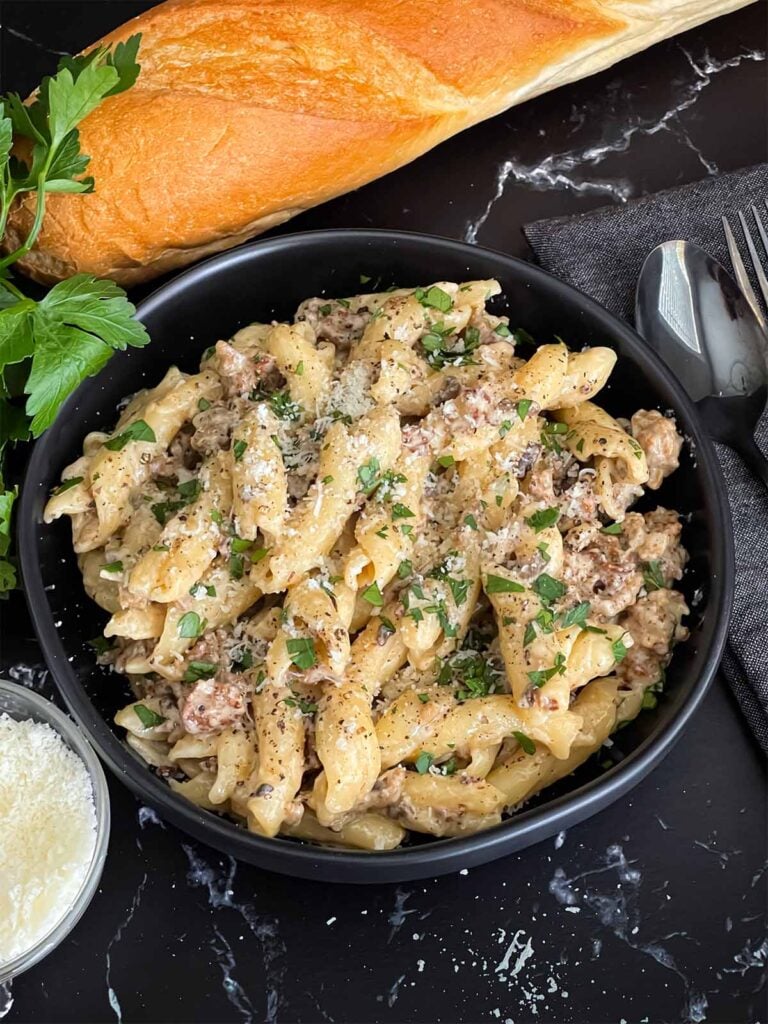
[46,281,688,850]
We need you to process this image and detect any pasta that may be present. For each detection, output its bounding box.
[47,280,689,850]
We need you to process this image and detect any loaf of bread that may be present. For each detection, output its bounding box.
[5,0,753,285]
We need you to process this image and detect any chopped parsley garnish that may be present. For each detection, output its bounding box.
[357,457,381,496]
[322,475,334,485]
[498,420,513,439]
[269,390,303,422]
[532,573,566,604]
[527,653,566,688]
[152,544,169,552]
[601,522,623,535]
[232,439,247,461]
[464,514,478,531]
[231,536,253,553]
[400,524,413,536]
[229,553,245,579]
[436,454,455,468]
[438,649,502,700]
[178,612,206,639]
[513,327,535,346]
[189,582,216,599]
[642,560,665,591]
[391,503,414,521]
[414,286,453,312]
[494,323,512,338]
[397,559,412,579]
[485,574,524,595]
[611,636,629,663]
[558,601,591,629]
[525,507,560,533]
[537,542,550,562]
[88,636,111,655]
[375,526,389,539]
[183,660,217,683]
[362,582,384,607]
[417,693,430,704]
[104,419,156,451]
[295,361,304,376]
[318,304,332,316]
[540,420,569,454]
[516,399,533,421]
[177,479,201,503]
[100,560,123,573]
[421,320,480,369]
[197,397,211,412]
[378,616,396,641]
[414,751,435,774]
[513,731,536,755]
[133,704,165,728]
[283,695,318,715]
[231,649,254,671]
[52,476,83,495]
[286,637,317,671]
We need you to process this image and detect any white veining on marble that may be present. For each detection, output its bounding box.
[5,25,69,57]
[5,663,49,692]
[722,937,768,975]
[549,844,707,1021]
[464,46,766,244]
[210,924,257,1022]
[388,887,418,942]
[182,845,286,1024]
[0,983,13,1021]
[137,805,165,830]
[693,836,742,869]
[105,874,148,1023]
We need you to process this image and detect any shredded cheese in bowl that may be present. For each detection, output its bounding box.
[0,682,110,981]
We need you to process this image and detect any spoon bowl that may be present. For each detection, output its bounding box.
[636,240,768,484]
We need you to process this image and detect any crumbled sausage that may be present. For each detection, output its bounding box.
[631,410,683,489]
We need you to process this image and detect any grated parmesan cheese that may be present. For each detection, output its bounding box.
[0,715,97,964]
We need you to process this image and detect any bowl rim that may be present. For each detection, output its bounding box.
[0,679,110,981]
[18,227,735,881]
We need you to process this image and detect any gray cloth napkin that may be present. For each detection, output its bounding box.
[524,164,768,754]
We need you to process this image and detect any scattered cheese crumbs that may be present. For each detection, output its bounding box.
[0,714,97,963]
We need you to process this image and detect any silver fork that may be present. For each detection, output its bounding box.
[722,201,768,332]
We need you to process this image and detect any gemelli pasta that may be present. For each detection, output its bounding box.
[46,280,688,849]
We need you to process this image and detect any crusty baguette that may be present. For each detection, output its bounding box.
[5,0,755,285]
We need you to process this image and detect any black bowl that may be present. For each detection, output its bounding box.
[19,229,734,883]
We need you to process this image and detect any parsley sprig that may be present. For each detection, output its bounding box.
[0,37,145,593]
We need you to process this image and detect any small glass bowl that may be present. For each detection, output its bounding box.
[0,679,110,983]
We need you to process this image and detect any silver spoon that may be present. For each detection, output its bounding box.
[636,240,768,488]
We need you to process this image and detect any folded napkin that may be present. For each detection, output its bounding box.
[524,163,768,754]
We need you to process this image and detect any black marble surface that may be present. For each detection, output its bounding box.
[1,3,767,1023]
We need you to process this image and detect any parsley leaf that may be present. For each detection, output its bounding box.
[133,704,165,728]
[414,751,434,774]
[177,611,206,639]
[611,636,629,663]
[601,522,623,535]
[513,731,536,755]
[104,418,155,451]
[362,581,384,606]
[286,637,317,670]
[183,660,218,683]
[532,573,566,604]
[525,507,560,533]
[485,574,524,595]
[414,286,453,312]
[642,560,665,591]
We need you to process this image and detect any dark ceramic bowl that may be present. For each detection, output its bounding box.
[19,230,734,883]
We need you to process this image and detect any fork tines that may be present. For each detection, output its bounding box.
[723,201,768,330]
